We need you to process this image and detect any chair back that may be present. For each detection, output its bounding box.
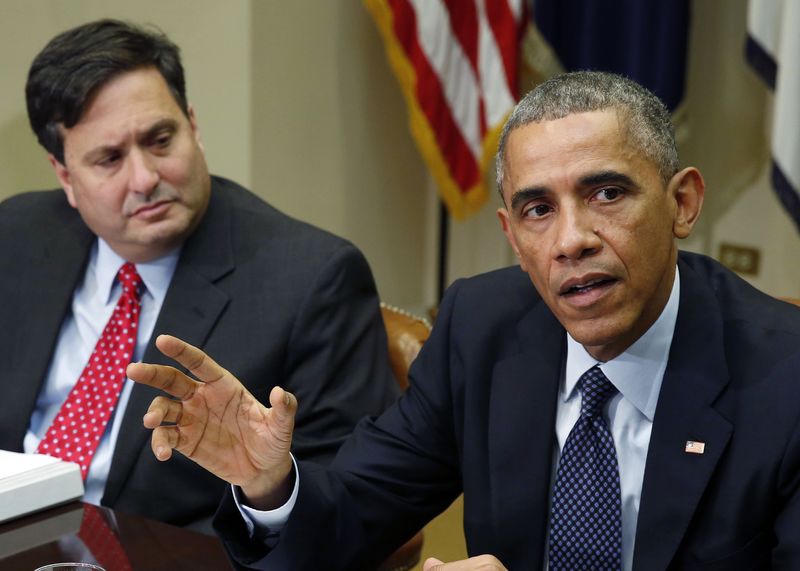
[381,303,432,391]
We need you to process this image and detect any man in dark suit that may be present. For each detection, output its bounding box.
[0,19,397,533]
[130,71,800,569]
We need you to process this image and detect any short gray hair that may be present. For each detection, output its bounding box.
[495,71,678,197]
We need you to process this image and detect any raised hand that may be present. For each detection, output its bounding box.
[127,334,296,509]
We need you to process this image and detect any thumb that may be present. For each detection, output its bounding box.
[423,558,445,570]
[268,386,297,431]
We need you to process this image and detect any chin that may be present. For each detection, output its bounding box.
[145,216,195,240]
[564,317,627,349]
[128,231,188,257]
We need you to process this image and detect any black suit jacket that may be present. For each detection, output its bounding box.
[216,252,800,570]
[0,176,397,530]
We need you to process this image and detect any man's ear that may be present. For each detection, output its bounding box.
[187,104,205,152]
[497,207,526,270]
[668,167,705,239]
[48,154,77,208]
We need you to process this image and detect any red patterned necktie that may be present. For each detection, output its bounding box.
[38,262,142,479]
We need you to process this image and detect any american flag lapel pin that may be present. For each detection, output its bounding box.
[685,440,706,454]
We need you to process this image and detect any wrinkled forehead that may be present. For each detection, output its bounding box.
[500,110,658,199]
[511,104,632,143]
[504,109,630,166]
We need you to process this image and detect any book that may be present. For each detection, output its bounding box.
[0,450,84,524]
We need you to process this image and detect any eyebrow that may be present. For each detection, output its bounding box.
[140,118,179,142]
[578,170,638,189]
[82,118,179,164]
[83,144,119,165]
[509,187,548,212]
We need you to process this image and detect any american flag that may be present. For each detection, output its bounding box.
[364,0,526,219]
[747,0,800,233]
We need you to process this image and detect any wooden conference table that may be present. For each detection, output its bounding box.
[0,502,234,570]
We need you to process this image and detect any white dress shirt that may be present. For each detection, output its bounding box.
[551,268,680,570]
[239,269,681,570]
[23,238,179,503]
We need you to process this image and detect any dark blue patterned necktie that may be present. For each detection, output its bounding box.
[549,366,622,571]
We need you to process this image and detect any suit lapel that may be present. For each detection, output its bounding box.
[488,300,564,567]
[0,202,93,450]
[632,260,733,570]
[102,183,235,505]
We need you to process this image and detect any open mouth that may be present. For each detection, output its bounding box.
[560,277,617,297]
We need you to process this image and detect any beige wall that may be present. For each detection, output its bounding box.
[249,1,429,308]
[0,0,796,310]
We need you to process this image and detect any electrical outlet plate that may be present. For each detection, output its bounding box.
[718,243,761,276]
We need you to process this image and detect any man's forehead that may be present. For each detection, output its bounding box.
[60,69,186,153]
[508,109,624,146]
[74,68,180,123]
[504,111,625,169]
[499,110,655,203]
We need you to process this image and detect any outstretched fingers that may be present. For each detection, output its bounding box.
[127,334,232,399]
[132,335,299,494]
[127,361,198,400]
[154,334,230,384]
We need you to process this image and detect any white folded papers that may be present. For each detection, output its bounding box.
[0,450,83,524]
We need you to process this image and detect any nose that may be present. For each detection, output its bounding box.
[553,205,602,261]
[127,149,160,196]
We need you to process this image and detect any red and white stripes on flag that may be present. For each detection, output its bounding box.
[365,0,526,219]
[746,0,800,232]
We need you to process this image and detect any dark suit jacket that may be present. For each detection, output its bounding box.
[0,176,398,531]
[216,252,800,570]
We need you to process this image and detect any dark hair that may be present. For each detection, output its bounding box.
[496,71,679,196]
[26,19,188,164]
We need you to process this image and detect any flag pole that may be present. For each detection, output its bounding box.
[437,201,449,302]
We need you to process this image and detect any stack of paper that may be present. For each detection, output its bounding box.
[0,450,83,524]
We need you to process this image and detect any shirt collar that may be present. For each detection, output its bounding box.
[563,266,681,421]
[95,238,181,305]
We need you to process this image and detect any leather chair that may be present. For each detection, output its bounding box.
[381,303,432,391]
[377,302,432,571]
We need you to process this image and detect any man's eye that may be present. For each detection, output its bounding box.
[595,187,622,202]
[523,204,553,218]
[153,135,172,148]
[97,154,120,167]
